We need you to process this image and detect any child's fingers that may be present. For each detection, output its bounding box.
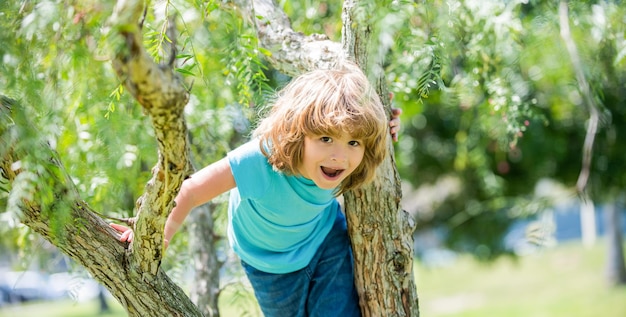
[120,230,132,242]
[110,223,134,242]
[110,223,127,232]
[388,108,402,142]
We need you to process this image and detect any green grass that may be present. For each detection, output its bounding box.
[416,240,626,317]
[1,241,624,316]
[0,298,127,317]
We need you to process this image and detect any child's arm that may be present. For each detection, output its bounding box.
[111,157,236,248]
[164,157,235,244]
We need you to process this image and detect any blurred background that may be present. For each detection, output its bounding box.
[1,0,625,316]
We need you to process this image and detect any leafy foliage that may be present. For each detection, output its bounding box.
[1,0,623,276]
[0,0,267,276]
[387,0,626,259]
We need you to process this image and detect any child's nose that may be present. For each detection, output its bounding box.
[330,147,348,162]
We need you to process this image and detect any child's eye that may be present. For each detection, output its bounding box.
[348,140,361,147]
[320,136,332,143]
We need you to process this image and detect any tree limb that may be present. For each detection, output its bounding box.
[234,0,345,76]
[109,0,194,276]
[559,1,600,195]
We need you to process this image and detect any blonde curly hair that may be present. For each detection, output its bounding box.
[253,62,388,195]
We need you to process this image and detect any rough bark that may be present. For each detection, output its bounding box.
[109,0,193,276]
[236,0,345,76]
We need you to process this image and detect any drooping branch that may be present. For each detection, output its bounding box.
[109,0,194,275]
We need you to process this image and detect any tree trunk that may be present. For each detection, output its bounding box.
[340,1,419,315]
[605,201,626,286]
[580,196,597,248]
[188,203,222,316]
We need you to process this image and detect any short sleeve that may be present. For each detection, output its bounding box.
[227,140,272,199]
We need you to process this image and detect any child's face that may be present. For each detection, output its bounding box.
[299,133,365,189]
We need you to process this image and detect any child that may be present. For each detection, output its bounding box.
[111,61,401,316]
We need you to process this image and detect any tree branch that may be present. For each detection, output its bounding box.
[234,0,345,76]
[559,1,600,195]
[108,0,194,276]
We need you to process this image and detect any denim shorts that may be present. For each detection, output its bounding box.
[240,213,361,317]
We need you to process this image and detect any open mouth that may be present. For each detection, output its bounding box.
[321,166,344,178]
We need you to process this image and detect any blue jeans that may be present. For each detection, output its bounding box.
[241,213,361,317]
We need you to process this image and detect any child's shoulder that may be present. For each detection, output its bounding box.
[229,139,263,160]
[228,139,277,196]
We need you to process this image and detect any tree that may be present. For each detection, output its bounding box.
[1,0,419,316]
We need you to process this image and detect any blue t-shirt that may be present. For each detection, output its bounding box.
[226,140,339,274]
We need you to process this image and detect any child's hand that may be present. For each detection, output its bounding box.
[110,223,170,249]
[389,107,402,142]
[110,223,134,243]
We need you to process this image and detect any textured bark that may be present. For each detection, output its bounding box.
[343,162,418,317]
[107,0,202,314]
[108,0,195,282]
[341,0,370,69]
[237,0,345,76]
